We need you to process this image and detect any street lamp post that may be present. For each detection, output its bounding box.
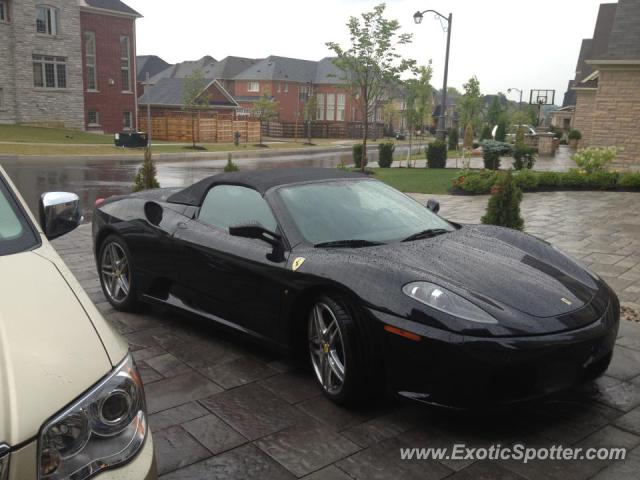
[508,87,523,111]
[414,9,452,142]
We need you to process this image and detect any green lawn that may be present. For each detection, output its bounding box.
[0,124,115,144]
[371,168,463,194]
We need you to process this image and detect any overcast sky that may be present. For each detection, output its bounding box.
[127,0,607,105]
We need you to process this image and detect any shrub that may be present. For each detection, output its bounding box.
[353,143,365,169]
[132,147,160,192]
[495,121,507,142]
[463,124,474,149]
[426,140,448,168]
[514,169,539,191]
[480,140,512,170]
[448,128,459,151]
[572,146,617,174]
[515,126,526,147]
[568,129,582,140]
[559,169,586,188]
[453,170,498,194]
[378,141,395,168]
[513,145,537,170]
[224,153,239,172]
[619,172,640,189]
[481,172,524,230]
[584,171,619,189]
[480,125,492,141]
[537,171,560,188]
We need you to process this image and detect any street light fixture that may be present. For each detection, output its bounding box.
[508,87,523,111]
[413,8,452,141]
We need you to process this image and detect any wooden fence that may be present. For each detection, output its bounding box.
[138,113,261,143]
[262,121,385,139]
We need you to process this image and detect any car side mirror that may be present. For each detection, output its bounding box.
[229,222,282,248]
[39,192,82,240]
[426,199,440,214]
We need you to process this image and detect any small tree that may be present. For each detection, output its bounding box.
[303,95,318,145]
[183,68,211,148]
[132,147,160,192]
[252,88,279,147]
[458,76,482,133]
[378,141,395,167]
[481,171,524,230]
[495,120,507,142]
[426,140,447,168]
[486,96,503,127]
[480,140,512,170]
[327,3,415,173]
[480,124,492,141]
[224,153,239,172]
[463,123,474,149]
[448,127,459,151]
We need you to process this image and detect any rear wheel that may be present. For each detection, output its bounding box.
[307,294,373,404]
[98,235,141,312]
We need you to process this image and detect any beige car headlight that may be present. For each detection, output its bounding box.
[39,354,147,480]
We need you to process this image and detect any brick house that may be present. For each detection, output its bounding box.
[80,0,141,133]
[0,0,140,133]
[564,0,640,169]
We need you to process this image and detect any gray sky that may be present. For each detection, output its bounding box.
[128,0,607,105]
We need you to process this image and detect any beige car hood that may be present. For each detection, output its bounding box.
[0,250,112,446]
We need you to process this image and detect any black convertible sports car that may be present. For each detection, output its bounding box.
[92,168,619,407]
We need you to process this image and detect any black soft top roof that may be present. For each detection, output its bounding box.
[167,167,367,206]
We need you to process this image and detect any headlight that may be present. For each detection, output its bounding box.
[39,353,146,480]
[403,281,497,324]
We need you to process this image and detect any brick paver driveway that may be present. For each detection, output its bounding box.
[53,191,640,480]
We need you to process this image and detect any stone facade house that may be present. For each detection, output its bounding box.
[0,0,140,133]
[564,0,640,169]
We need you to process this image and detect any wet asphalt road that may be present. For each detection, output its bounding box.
[2,146,397,221]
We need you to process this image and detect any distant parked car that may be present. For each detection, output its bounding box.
[395,131,407,141]
[0,166,156,480]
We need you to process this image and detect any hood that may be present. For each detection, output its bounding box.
[366,226,600,318]
[0,251,112,446]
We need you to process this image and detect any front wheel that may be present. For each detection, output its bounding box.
[98,235,141,312]
[308,294,373,404]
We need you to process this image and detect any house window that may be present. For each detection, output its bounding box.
[337,93,346,121]
[326,94,335,121]
[33,55,66,88]
[299,85,310,102]
[316,94,325,120]
[248,81,259,93]
[1,1,10,22]
[88,111,100,126]
[284,83,288,93]
[120,36,131,91]
[277,83,281,93]
[122,111,132,130]
[84,31,97,90]
[36,5,58,35]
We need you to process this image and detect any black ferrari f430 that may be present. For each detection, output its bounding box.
[92,168,619,407]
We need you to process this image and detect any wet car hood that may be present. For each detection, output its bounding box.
[0,251,111,446]
[363,225,600,318]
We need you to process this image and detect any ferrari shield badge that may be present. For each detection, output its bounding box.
[292,257,306,271]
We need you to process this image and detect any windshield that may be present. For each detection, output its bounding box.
[278,179,454,245]
[0,175,39,256]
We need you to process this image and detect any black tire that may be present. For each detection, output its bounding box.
[98,234,142,312]
[307,293,375,405]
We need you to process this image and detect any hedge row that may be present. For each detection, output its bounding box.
[451,170,640,194]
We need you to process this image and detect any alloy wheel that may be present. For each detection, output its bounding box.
[308,302,346,395]
[101,242,131,303]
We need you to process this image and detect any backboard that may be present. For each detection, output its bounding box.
[529,89,556,105]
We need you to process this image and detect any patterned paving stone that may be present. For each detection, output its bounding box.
[591,444,640,479]
[255,422,360,477]
[197,355,278,389]
[445,462,527,480]
[158,444,295,480]
[145,371,223,414]
[182,414,246,455]
[148,402,209,433]
[606,346,640,381]
[153,425,211,475]
[301,465,353,480]
[259,370,322,404]
[200,383,309,440]
[613,406,640,436]
[145,352,192,379]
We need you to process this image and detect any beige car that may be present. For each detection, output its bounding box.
[0,166,156,480]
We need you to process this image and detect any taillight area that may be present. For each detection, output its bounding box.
[94,198,105,207]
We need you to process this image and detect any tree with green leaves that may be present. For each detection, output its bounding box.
[252,88,279,147]
[183,68,211,148]
[486,96,503,127]
[302,95,317,145]
[326,3,415,173]
[132,147,160,192]
[458,76,482,133]
[403,65,433,165]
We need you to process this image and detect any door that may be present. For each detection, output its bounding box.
[173,185,288,340]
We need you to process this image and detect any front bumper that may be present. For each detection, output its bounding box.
[371,297,619,408]
[6,432,156,480]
